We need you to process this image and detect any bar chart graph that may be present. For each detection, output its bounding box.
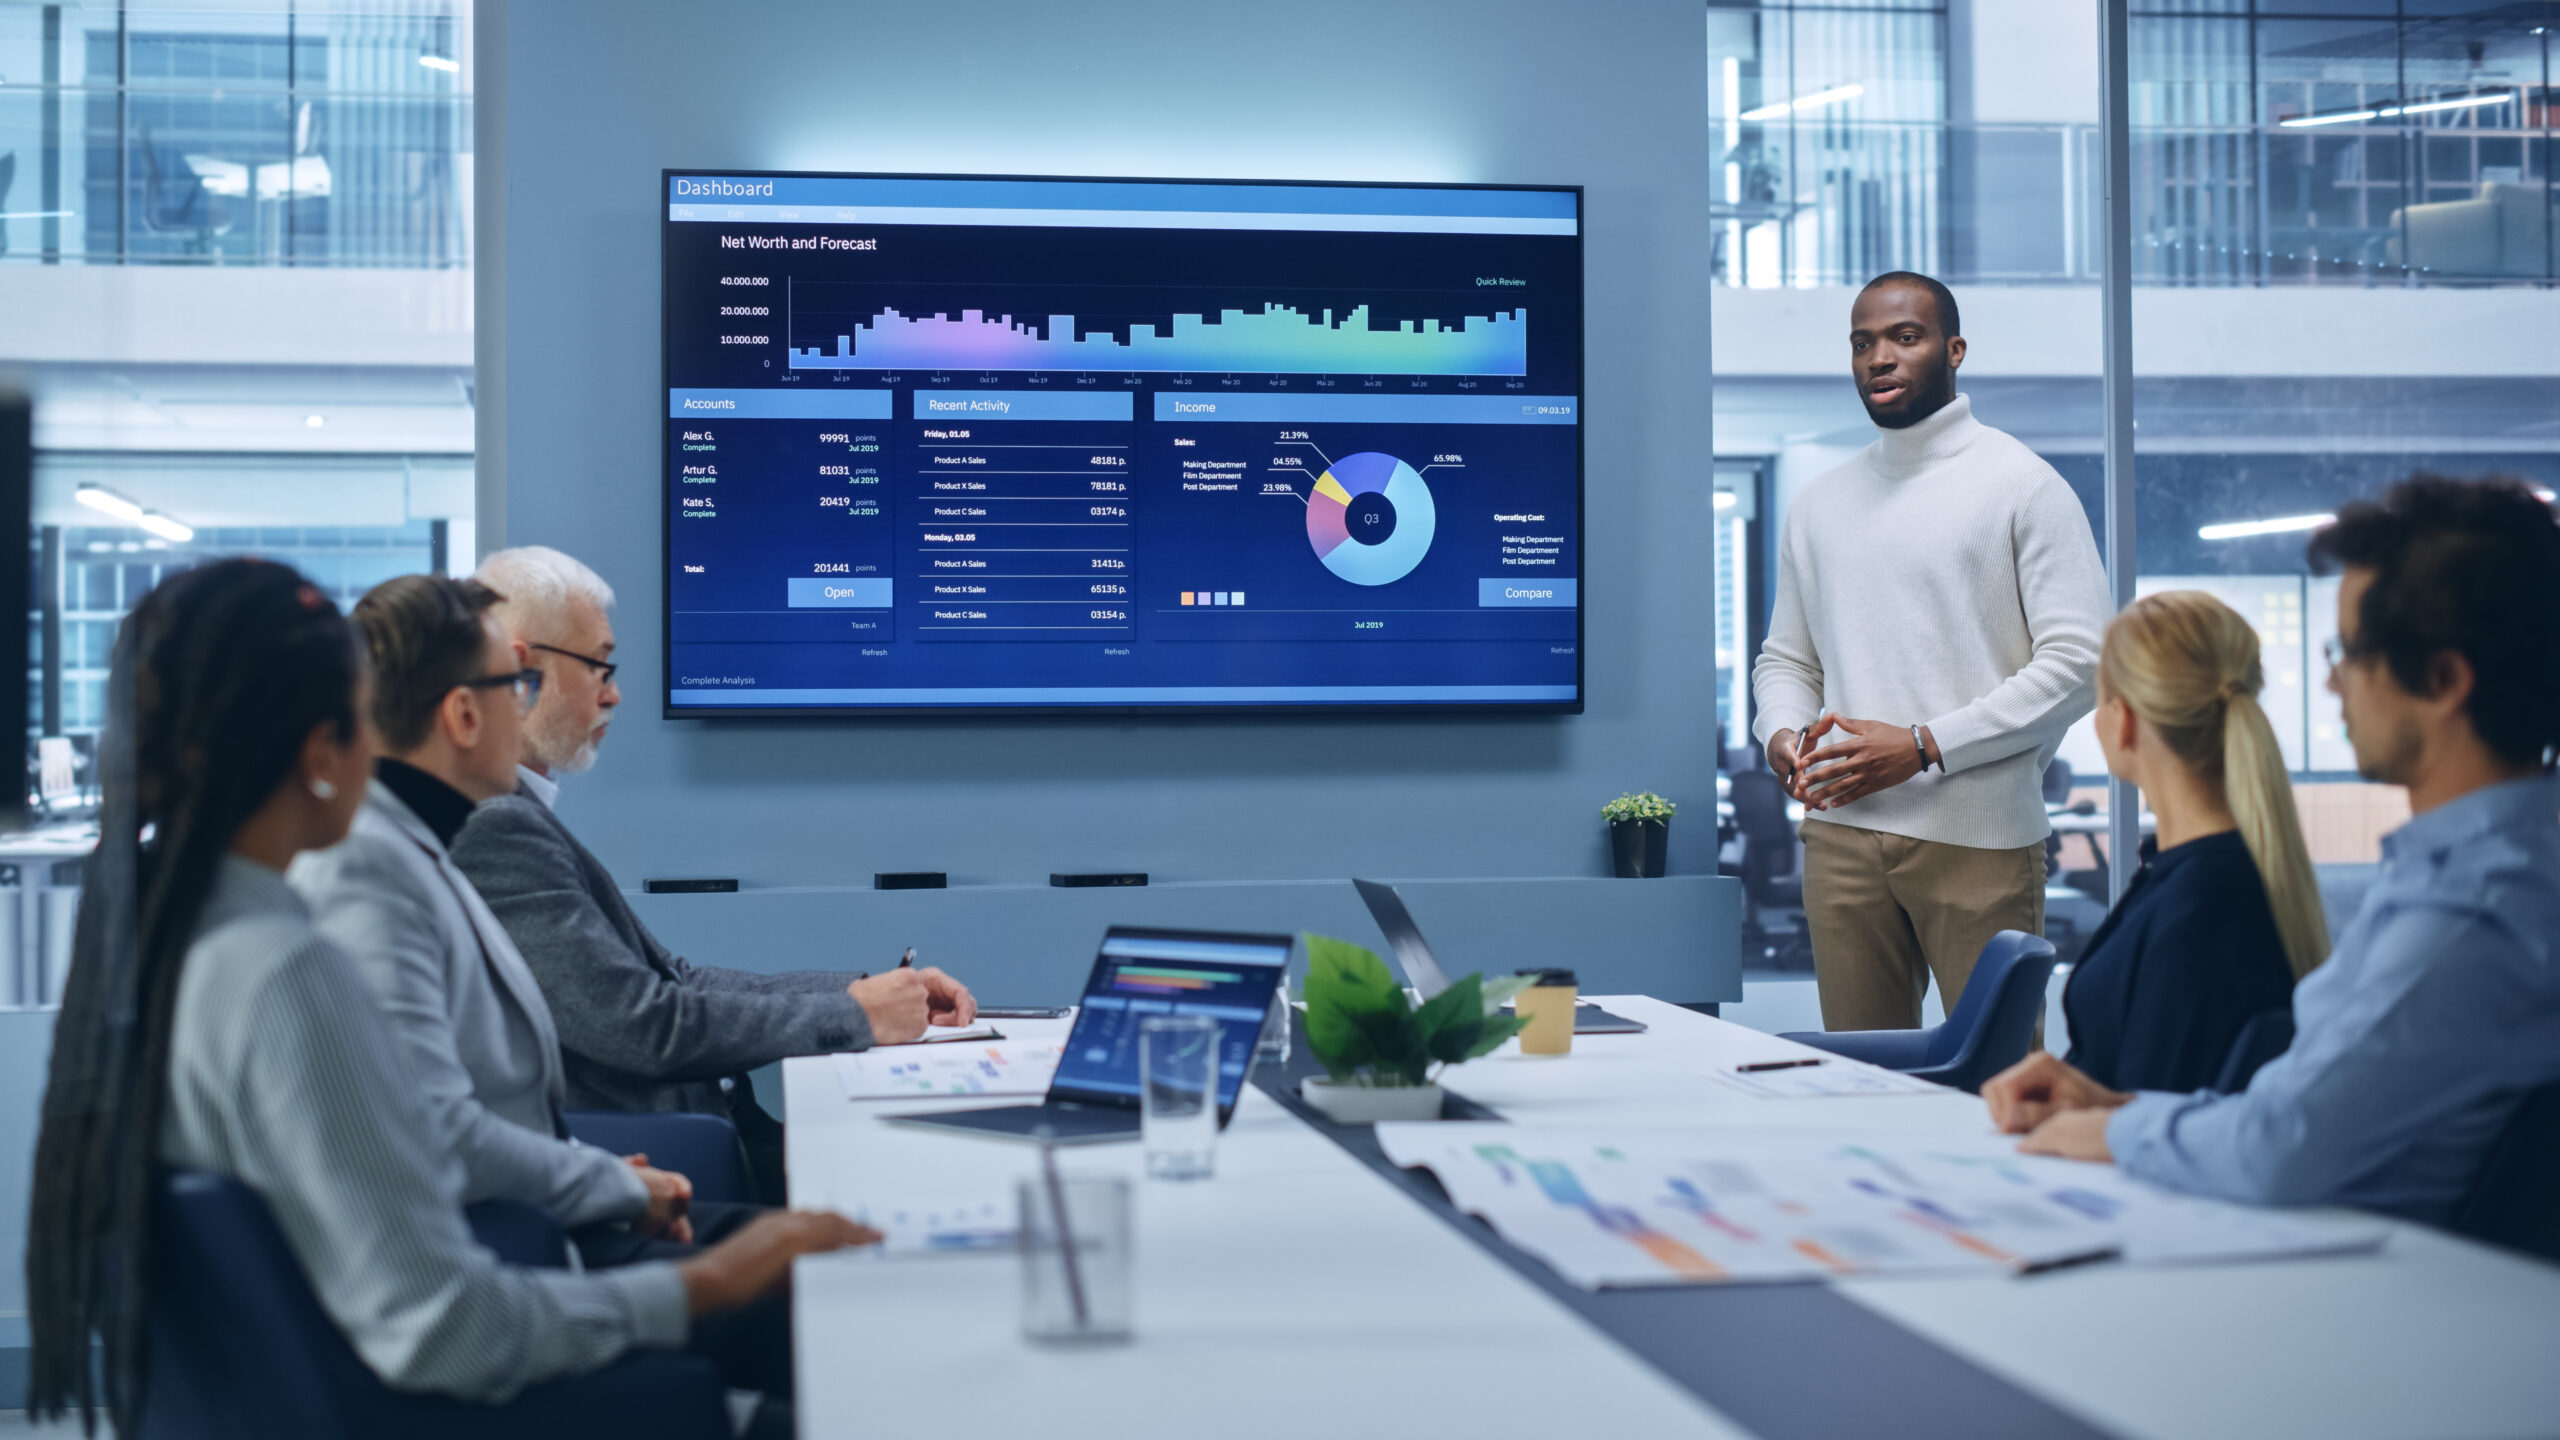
[788,301,1529,376]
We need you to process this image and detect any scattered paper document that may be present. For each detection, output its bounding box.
[1375,1124,2384,1290]
[841,1193,1017,1254]
[833,1041,1064,1101]
[1706,1063,1948,1100]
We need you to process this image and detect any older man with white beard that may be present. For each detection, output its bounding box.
[450,547,976,1202]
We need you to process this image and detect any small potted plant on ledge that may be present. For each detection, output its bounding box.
[1602,790,1675,878]
[1298,934,1530,1125]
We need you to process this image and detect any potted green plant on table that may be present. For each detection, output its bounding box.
[1297,934,1531,1125]
[1602,791,1675,878]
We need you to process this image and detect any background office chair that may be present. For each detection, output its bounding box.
[145,1171,730,1440]
[2452,1081,2560,1264]
[2213,1008,2296,1094]
[1776,930,2057,1094]
[565,1109,755,1205]
[1727,768,1811,971]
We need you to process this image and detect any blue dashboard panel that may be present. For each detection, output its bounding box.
[662,170,1583,715]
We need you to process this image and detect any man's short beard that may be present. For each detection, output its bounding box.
[2351,711,2421,788]
[1862,354,1958,431]
[526,709,605,775]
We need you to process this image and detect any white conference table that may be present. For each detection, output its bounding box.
[786,997,2560,1440]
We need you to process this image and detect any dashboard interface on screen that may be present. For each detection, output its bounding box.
[1050,932,1290,1107]
[661,171,1583,715]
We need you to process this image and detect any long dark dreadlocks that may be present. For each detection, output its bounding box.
[25,558,361,1433]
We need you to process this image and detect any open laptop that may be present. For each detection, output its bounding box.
[1352,879,1648,1035]
[885,926,1291,1145]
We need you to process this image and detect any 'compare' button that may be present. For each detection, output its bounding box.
[1478,578,1577,608]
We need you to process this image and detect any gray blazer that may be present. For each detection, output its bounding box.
[449,775,872,1117]
[165,856,685,1402]
[290,784,648,1229]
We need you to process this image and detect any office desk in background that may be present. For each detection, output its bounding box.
[785,1000,2560,1440]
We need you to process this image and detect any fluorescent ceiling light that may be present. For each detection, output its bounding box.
[2281,91,2511,128]
[305,413,326,428]
[2199,512,2334,541]
[1738,83,1863,123]
[419,53,460,73]
[76,485,145,522]
[137,512,195,544]
[1714,491,1738,511]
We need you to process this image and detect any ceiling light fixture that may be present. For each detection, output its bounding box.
[1738,83,1864,123]
[305,413,326,428]
[136,512,195,544]
[75,485,145,521]
[1714,492,1738,511]
[2199,512,2335,541]
[2280,91,2512,129]
[419,53,460,73]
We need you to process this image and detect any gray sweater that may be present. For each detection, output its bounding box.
[448,772,873,1116]
[161,856,688,1401]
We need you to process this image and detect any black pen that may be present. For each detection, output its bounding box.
[1736,1057,1824,1073]
[898,947,915,969]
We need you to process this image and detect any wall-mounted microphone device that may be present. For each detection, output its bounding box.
[1050,872,1148,888]
[874,872,948,890]
[642,878,738,894]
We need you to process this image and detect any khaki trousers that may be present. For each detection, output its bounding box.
[1799,817,2046,1032]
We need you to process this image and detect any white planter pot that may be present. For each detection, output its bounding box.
[1300,1077,1445,1124]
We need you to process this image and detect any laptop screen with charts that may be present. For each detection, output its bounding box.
[885,926,1291,1145]
[1351,878,1647,1035]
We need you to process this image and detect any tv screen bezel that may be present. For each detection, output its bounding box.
[658,168,1585,720]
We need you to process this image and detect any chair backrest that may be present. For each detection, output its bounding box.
[2041,759,2074,807]
[148,1171,733,1440]
[562,1109,755,1206]
[2213,1007,2295,1094]
[1726,770,1799,897]
[1917,930,2057,1091]
[2453,1080,2560,1264]
[145,1171,394,1439]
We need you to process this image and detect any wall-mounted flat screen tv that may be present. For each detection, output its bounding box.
[661,170,1582,716]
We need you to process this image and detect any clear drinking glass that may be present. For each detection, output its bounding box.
[1254,974,1294,1068]
[1141,1013,1221,1180]
[1016,1174,1133,1344]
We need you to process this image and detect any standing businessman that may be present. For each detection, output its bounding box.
[1752,272,2112,1030]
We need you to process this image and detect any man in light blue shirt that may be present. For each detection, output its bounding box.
[1984,475,2560,1225]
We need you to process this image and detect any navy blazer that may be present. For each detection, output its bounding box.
[2062,830,2296,1094]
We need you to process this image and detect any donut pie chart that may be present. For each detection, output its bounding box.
[1305,452,1436,586]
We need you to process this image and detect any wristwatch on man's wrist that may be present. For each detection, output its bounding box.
[1911,724,1933,773]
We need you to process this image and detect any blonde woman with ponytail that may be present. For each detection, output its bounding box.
[2057,590,2330,1096]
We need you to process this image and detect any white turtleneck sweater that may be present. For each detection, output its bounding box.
[1751,394,2113,851]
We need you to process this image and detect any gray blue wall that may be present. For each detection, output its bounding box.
[482,0,1723,893]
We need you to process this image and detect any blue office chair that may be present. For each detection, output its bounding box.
[143,1171,730,1440]
[1777,930,2058,1094]
[2452,1081,2560,1264]
[563,1110,756,1206]
[464,1197,575,1267]
[2213,1007,2296,1094]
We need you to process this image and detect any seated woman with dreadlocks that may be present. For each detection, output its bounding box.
[24,560,872,1434]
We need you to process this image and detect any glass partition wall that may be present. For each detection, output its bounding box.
[1712,0,2557,973]
[1709,0,2108,971]
[2,2,474,1008]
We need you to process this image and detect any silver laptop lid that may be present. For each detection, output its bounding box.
[1351,878,1452,998]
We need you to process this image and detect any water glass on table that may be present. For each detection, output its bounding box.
[1254,975,1294,1068]
[1017,1168,1133,1345]
[1141,1013,1221,1181]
